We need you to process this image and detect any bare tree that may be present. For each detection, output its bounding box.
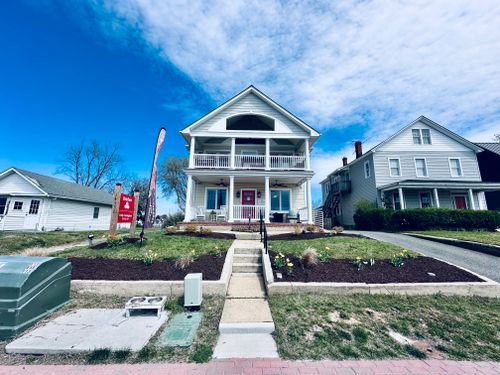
[158,156,188,210]
[494,134,500,142]
[57,140,126,191]
[127,177,149,223]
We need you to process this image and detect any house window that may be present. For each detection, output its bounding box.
[393,192,401,210]
[206,188,227,210]
[271,190,290,211]
[389,158,401,176]
[364,161,371,178]
[29,200,40,214]
[420,192,431,208]
[0,198,6,215]
[13,201,23,210]
[93,207,99,219]
[415,158,428,177]
[412,129,432,144]
[449,158,463,177]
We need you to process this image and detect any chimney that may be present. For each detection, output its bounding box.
[354,141,363,159]
[342,157,348,166]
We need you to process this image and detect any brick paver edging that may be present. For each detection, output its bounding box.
[1,359,499,375]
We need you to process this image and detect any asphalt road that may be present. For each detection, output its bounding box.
[346,230,500,282]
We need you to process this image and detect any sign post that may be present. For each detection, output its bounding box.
[129,190,140,237]
[109,183,122,237]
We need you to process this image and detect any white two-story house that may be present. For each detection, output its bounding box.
[321,116,500,227]
[181,86,320,224]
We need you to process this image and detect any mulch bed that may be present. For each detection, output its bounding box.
[68,252,227,281]
[269,251,483,283]
[268,232,358,240]
[165,231,236,239]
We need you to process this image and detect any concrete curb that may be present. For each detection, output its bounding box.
[405,233,500,257]
[70,240,236,297]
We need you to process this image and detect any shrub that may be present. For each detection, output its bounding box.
[301,247,318,268]
[159,212,185,228]
[293,225,302,235]
[165,226,177,234]
[185,224,198,232]
[353,208,392,230]
[87,348,111,364]
[190,344,213,363]
[106,235,124,248]
[199,226,212,235]
[333,226,344,234]
[174,255,193,270]
[305,224,316,232]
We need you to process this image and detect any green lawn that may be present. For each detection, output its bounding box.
[57,231,232,260]
[269,236,418,260]
[410,230,500,246]
[0,230,108,256]
[269,294,500,361]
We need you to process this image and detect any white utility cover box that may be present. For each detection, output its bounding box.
[184,273,202,307]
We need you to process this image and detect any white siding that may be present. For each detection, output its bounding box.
[43,199,112,231]
[194,92,309,136]
[0,173,44,195]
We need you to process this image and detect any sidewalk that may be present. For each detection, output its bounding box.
[1,359,499,375]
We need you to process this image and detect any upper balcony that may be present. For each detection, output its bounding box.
[192,154,307,170]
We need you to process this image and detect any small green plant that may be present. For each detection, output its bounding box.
[114,349,131,362]
[274,252,286,268]
[142,249,158,266]
[106,235,124,248]
[352,327,369,344]
[351,256,375,271]
[404,344,427,359]
[190,343,213,363]
[293,225,301,235]
[86,348,111,364]
[305,224,316,232]
[390,252,405,267]
[286,259,294,276]
[137,345,157,362]
[185,224,198,232]
[317,246,331,262]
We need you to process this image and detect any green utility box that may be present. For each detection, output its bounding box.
[0,256,71,339]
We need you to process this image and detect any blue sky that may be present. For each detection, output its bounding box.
[1,1,500,212]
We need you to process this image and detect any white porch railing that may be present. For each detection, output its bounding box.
[193,154,230,169]
[297,207,324,228]
[234,155,266,169]
[270,155,306,170]
[233,205,265,221]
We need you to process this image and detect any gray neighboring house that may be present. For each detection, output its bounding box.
[321,116,500,227]
[0,167,116,231]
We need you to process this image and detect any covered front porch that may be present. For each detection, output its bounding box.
[379,180,500,210]
[184,173,313,224]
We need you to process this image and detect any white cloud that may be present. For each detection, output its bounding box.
[89,0,500,139]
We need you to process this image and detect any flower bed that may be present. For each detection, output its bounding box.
[269,251,483,284]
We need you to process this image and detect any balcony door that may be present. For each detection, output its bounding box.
[241,189,256,219]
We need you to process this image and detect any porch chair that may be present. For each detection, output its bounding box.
[217,205,227,221]
[195,206,206,221]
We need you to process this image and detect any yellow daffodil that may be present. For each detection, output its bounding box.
[287,262,293,267]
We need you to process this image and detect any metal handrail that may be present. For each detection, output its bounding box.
[259,210,268,254]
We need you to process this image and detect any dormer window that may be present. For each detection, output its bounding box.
[412,128,432,145]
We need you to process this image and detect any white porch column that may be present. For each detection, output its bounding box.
[230,137,236,169]
[307,177,313,224]
[183,175,193,222]
[188,136,196,168]
[305,138,311,170]
[265,176,270,223]
[228,176,235,222]
[433,188,440,208]
[468,189,476,210]
[398,187,405,209]
[265,138,270,170]
[478,191,487,210]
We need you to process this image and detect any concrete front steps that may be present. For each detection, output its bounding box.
[213,240,278,359]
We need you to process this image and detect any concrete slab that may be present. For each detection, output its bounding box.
[213,333,278,358]
[6,309,168,354]
[227,274,266,298]
[220,299,273,323]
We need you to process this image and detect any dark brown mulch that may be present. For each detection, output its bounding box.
[91,237,141,250]
[268,232,358,240]
[269,251,483,283]
[165,231,236,239]
[68,252,227,281]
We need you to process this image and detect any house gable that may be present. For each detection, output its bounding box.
[0,170,47,196]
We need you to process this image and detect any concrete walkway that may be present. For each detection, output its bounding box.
[1,359,499,375]
[347,230,500,282]
[214,240,278,359]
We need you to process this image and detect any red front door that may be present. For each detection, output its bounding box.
[454,196,467,209]
[241,190,256,219]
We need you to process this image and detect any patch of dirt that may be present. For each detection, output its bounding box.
[328,311,359,325]
[68,253,227,281]
[364,309,387,322]
[270,251,484,283]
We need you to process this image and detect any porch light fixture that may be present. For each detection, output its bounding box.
[257,191,262,198]
[236,191,241,198]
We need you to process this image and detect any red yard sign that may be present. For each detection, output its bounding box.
[118,194,135,223]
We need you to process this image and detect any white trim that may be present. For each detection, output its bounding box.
[0,168,49,197]
[388,157,401,177]
[204,186,229,210]
[414,157,429,177]
[448,157,464,177]
[412,128,432,145]
[364,160,371,179]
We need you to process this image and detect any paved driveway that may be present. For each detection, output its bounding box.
[346,230,500,282]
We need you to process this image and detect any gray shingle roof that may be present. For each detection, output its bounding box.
[11,168,113,205]
[476,142,500,155]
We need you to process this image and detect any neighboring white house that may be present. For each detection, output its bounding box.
[180,85,320,224]
[0,168,115,231]
[321,116,500,227]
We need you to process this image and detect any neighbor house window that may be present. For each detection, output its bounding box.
[412,129,432,144]
[93,207,99,219]
[271,190,290,211]
[364,161,371,178]
[206,188,227,210]
[389,158,401,176]
[0,198,6,215]
[420,192,431,208]
[13,201,23,210]
[415,158,428,177]
[29,200,40,214]
[393,192,401,210]
[449,158,463,177]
